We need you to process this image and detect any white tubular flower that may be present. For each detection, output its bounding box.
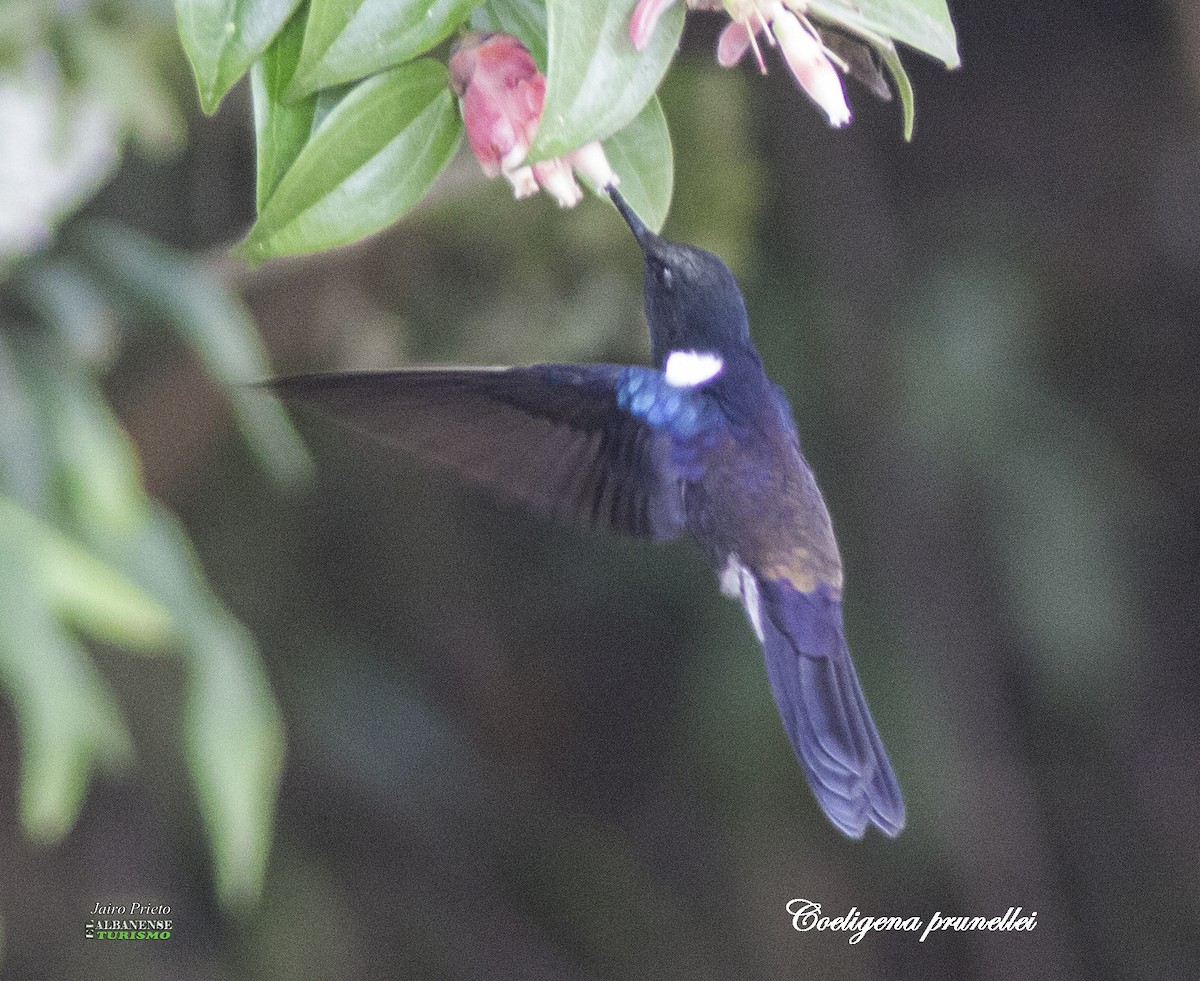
[772,9,852,127]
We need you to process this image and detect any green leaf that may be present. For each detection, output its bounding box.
[62,19,185,154]
[0,332,52,511]
[185,615,284,910]
[0,550,134,842]
[71,223,312,486]
[12,258,118,365]
[239,59,463,259]
[52,386,145,535]
[585,96,672,234]
[0,4,48,61]
[3,329,178,644]
[879,41,916,141]
[530,0,683,161]
[471,0,548,69]
[309,82,353,130]
[14,337,149,537]
[0,496,173,650]
[251,4,316,210]
[41,543,175,652]
[287,0,482,97]
[175,0,304,114]
[110,506,284,911]
[809,0,959,69]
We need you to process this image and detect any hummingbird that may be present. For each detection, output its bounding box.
[269,188,905,838]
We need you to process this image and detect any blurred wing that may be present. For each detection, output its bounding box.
[268,365,687,539]
[756,579,905,838]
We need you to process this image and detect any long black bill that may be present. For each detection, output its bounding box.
[608,186,653,249]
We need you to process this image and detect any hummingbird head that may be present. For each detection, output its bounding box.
[610,188,752,369]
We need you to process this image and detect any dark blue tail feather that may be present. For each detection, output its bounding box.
[758,581,905,839]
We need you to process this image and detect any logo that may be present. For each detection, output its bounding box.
[85,903,174,941]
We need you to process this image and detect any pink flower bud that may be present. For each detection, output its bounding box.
[630,0,678,51]
[450,32,545,178]
[449,31,622,204]
[771,10,851,127]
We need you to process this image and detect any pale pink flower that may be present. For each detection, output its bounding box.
[630,0,856,128]
[449,32,619,206]
[565,141,619,189]
[716,20,755,67]
[630,0,680,50]
[770,8,851,127]
[532,157,583,207]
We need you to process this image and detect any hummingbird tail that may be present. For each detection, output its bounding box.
[757,581,905,839]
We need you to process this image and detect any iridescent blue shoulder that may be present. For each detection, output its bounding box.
[616,366,720,439]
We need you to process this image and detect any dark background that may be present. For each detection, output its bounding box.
[4,1,1200,978]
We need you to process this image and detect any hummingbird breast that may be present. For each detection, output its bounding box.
[685,408,845,598]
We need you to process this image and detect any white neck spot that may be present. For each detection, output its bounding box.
[664,350,723,388]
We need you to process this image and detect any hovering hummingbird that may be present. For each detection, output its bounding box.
[269,188,904,838]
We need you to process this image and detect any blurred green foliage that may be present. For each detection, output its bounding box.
[899,260,1137,697]
[0,0,303,913]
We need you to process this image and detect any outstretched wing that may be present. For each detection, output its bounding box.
[267,365,688,539]
[756,579,905,838]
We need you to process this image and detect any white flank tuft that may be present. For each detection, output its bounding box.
[719,554,764,642]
